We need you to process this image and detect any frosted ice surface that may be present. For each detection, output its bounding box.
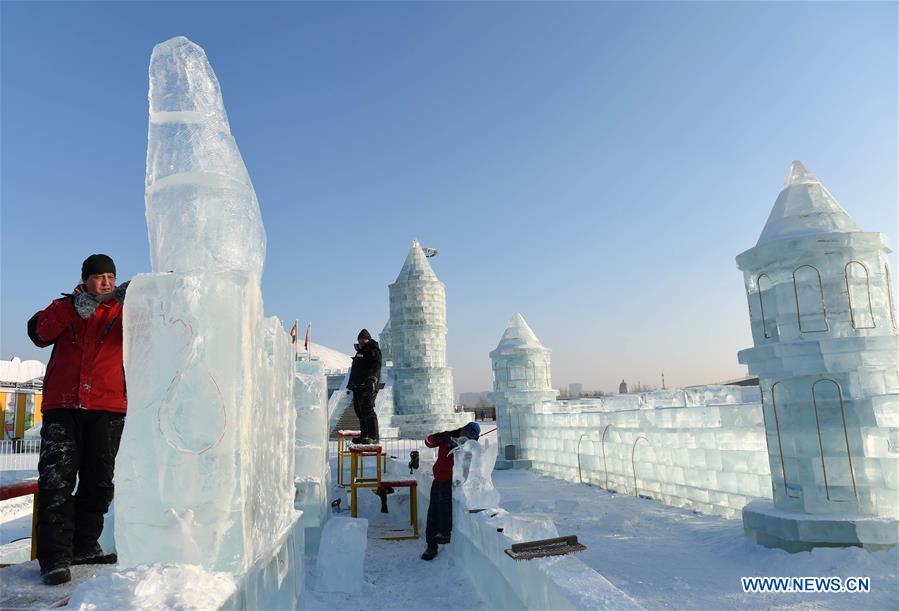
[503,514,560,543]
[495,313,544,351]
[756,161,859,246]
[313,517,367,594]
[393,238,437,283]
[145,36,265,276]
[451,438,501,510]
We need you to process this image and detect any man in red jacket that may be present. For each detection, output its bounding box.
[27,254,129,585]
[420,421,480,561]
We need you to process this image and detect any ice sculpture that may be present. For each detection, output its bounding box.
[116,36,297,575]
[737,161,899,550]
[381,239,471,437]
[489,313,556,469]
[451,437,501,510]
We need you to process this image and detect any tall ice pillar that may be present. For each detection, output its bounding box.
[385,239,470,438]
[737,161,898,551]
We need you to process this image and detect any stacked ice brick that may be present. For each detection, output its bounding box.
[519,387,771,517]
[294,359,330,550]
[382,240,471,437]
[736,161,899,550]
[488,314,556,454]
[116,37,298,573]
[489,315,772,517]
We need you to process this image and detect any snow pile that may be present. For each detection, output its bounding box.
[66,564,237,611]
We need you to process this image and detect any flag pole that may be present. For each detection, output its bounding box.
[294,319,299,362]
[307,322,312,360]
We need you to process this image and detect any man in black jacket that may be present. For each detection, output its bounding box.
[347,329,381,444]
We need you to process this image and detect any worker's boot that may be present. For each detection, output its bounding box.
[420,544,438,561]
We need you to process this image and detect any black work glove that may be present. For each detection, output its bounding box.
[113,281,130,304]
[73,292,101,319]
[366,377,378,393]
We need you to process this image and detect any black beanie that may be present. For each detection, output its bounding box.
[358,329,372,341]
[81,254,116,280]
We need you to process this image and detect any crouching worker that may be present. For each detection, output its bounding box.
[27,255,129,585]
[421,421,481,561]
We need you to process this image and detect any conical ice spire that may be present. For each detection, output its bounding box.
[394,238,438,283]
[495,313,545,351]
[756,161,859,246]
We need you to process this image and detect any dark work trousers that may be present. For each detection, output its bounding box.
[425,479,453,546]
[352,388,379,440]
[37,409,125,570]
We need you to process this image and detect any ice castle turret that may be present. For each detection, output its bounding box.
[384,239,471,437]
[737,161,899,551]
[489,314,556,470]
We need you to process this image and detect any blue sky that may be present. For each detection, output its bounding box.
[1,1,896,394]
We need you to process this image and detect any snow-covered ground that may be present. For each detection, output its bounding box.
[493,469,898,610]
[302,482,489,610]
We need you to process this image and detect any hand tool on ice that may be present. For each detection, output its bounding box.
[503,535,587,561]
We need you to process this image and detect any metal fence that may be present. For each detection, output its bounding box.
[327,426,498,465]
[0,439,41,471]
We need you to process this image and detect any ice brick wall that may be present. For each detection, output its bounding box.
[515,388,772,518]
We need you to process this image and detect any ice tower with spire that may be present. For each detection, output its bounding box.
[489,314,556,469]
[737,161,898,551]
[380,239,471,437]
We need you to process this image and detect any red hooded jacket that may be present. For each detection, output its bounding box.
[425,428,464,482]
[27,289,127,413]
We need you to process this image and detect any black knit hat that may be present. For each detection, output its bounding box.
[357,329,372,341]
[81,254,116,281]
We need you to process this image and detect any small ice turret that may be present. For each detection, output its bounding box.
[385,239,470,437]
[489,314,556,469]
[736,161,898,551]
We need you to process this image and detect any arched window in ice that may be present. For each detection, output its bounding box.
[756,274,777,339]
[792,265,828,333]
[811,379,858,502]
[844,261,875,329]
[886,263,898,331]
[768,382,798,499]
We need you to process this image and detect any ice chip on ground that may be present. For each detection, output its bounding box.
[145,36,265,276]
[451,437,501,510]
[313,517,367,594]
